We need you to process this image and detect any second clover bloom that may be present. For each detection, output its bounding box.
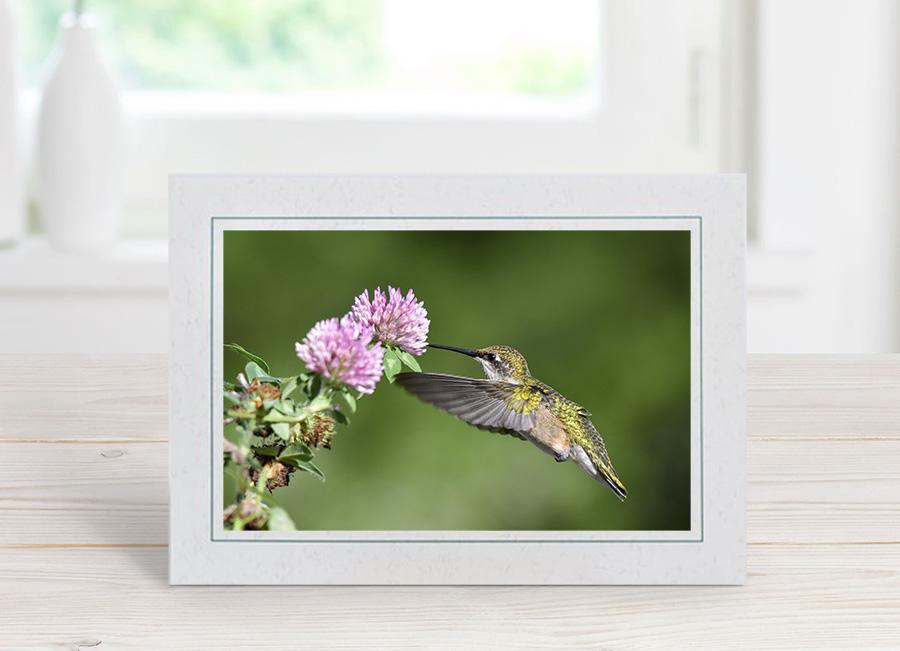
[350,286,430,356]
[295,315,384,394]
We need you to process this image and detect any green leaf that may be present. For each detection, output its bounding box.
[223,463,245,490]
[234,423,254,446]
[383,349,402,383]
[271,422,291,441]
[223,392,240,405]
[223,380,238,391]
[279,443,313,462]
[253,445,282,457]
[225,343,270,374]
[334,390,357,414]
[280,377,298,399]
[274,399,295,416]
[293,458,326,482]
[331,409,349,426]
[397,350,421,372]
[305,393,330,412]
[266,506,296,531]
[257,490,280,508]
[244,361,268,381]
[307,374,323,398]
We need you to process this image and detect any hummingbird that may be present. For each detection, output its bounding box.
[396,343,627,500]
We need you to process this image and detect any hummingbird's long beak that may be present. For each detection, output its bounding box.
[427,343,483,358]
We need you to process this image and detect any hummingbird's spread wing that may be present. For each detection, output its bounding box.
[395,372,540,438]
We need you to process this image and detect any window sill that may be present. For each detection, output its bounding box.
[746,246,814,297]
[0,235,167,293]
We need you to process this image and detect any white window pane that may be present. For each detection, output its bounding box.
[17,0,599,99]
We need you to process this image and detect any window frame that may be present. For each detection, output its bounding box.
[15,1,733,234]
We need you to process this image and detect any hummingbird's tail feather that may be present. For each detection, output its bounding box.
[599,467,628,501]
[573,419,627,501]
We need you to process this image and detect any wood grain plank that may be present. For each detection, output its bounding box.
[0,545,897,650]
[0,355,897,443]
[749,355,900,438]
[0,442,167,546]
[2,437,899,546]
[1,355,899,649]
[0,354,167,442]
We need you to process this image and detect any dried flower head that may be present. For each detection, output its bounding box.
[302,413,336,449]
[223,497,267,530]
[350,286,430,356]
[295,315,384,394]
[244,378,280,409]
[249,459,294,491]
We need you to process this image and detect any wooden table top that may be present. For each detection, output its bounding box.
[1,355,898,649]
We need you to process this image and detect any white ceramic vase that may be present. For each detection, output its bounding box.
[37,11,124,251]
[0,0,24,245]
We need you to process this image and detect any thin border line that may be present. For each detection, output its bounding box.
[212,215,700,220]
[210,218,215,540]
[699,215,705,538]
[210,216,703,544]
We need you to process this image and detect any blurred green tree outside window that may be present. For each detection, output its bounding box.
[16,0,599,98]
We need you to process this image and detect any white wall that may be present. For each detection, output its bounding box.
[752,0,900,352]
[2,0,899,353]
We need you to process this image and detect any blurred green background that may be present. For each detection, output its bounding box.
[224,230,691,531]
